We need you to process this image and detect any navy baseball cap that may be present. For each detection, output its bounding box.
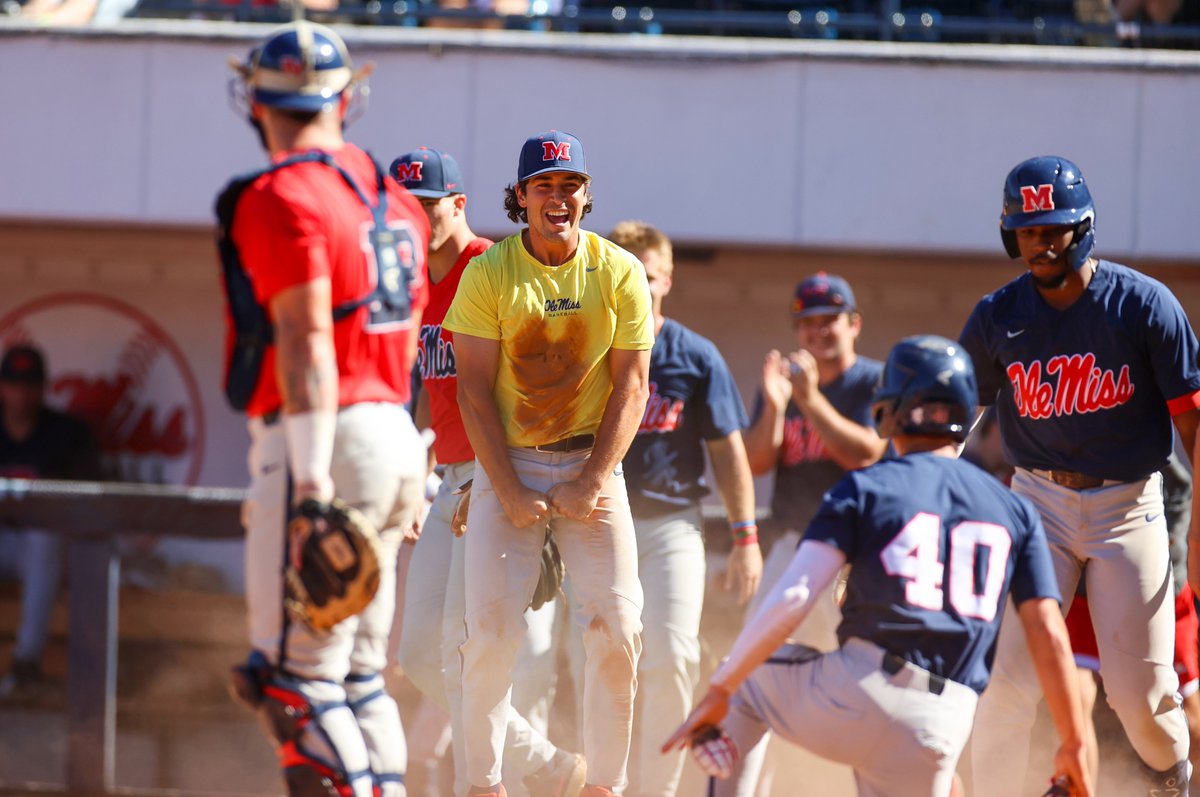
[517,130,589,183]
[791,272,856,318]
[0,345,45,383]
[390,147,464,198]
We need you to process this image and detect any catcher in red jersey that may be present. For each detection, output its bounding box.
[217,22,429,797]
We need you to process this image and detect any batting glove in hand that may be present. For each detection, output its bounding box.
[690,725,739,780]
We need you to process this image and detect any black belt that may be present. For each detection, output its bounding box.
[524,434,595,453]
[261,409,281,426]
[882,652,946,696]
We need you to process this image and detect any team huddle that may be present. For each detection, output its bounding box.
[215,20,1200,797]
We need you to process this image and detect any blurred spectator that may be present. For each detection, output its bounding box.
[0,345,102,701]
[18,0,137,25]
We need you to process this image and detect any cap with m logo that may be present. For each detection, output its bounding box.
[517,130,590,183]
[389,147,465,198]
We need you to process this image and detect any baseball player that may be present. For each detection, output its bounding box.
[664,335,1093,797]
[961,155,1200,796]
[217,23,429,797]
[443,130,654,797]
[743,273,887,646]
[390,147,585,797]
[604,221,760,797]
[0,345,102,700]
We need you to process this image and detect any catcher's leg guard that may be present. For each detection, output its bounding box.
[230,653,375,797]
[345,671,407,797]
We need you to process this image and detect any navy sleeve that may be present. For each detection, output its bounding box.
[1008,497,1062,606]
[801,474,861,560]
[1142,283,1200,405]
[959,299,1004,406]
[697,342,750,440]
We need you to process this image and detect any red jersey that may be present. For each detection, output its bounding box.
[231,144,430,419]
[418,237,491,464]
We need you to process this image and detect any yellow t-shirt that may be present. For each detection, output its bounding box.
[443,229,654,447]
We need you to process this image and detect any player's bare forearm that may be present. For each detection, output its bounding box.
[453,334,522,500]
[707,432,763,602]
[271,278,338,415]
[707,433,757,524]
[1017,597,1094,797]
[710,541,845,694]
[575,347,650,493]
[793,387,886,471]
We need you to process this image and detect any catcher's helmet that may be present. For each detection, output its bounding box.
[1000,156,1095,271]
[233,22,355,114]
[872,335,977,442]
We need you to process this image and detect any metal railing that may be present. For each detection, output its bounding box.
[128,1,1200,48]
[0,478,246,797]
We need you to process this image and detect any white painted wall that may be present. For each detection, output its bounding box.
[2,21,1199,258]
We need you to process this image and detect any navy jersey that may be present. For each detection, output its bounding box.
[0,407,102,481]
[806,453,1059,694]
[960,261,1200,482]
[624,318,749,514]
[752,356,882,533]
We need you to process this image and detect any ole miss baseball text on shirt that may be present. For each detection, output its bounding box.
[960,261,1200,482]
[416,237,491,465]
[624,319,748,512]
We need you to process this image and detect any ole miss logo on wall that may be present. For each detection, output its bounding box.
[0,293,206,485]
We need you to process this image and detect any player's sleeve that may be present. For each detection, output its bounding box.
[611,253,654,351]
[1141,283,1200,416]
[800,474,862,561]
[697,340,751,440]
[1008,496,1062,607]
[443,256,501,341]
[236,178,331,303]
[958,300,1004,406]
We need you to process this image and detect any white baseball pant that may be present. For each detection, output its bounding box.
[244,402,425,797]
[398,459,561,797]
[971,469,1188,797]
[460,446,643,791]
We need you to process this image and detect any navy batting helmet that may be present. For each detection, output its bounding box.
[1000,156,1095,271]
[231,22,357,114]
[872,335,977,442]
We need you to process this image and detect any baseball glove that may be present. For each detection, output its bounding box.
[284,497,383,632]
[530,531,564,612]
[689,724,739,780]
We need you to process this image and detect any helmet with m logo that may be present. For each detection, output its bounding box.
[1000,156,1095,271]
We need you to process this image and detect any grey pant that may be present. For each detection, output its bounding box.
[971,469,1188,796]
[0,527,62,664]
[716,639,978,797]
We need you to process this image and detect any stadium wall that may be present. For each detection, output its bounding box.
[2,24,1199,587]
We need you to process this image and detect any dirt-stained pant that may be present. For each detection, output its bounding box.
[971,469,1188,797]
[244,402,425,797]
[398,460,560,796]
[461,447,643,791]
[716,639,978,797]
